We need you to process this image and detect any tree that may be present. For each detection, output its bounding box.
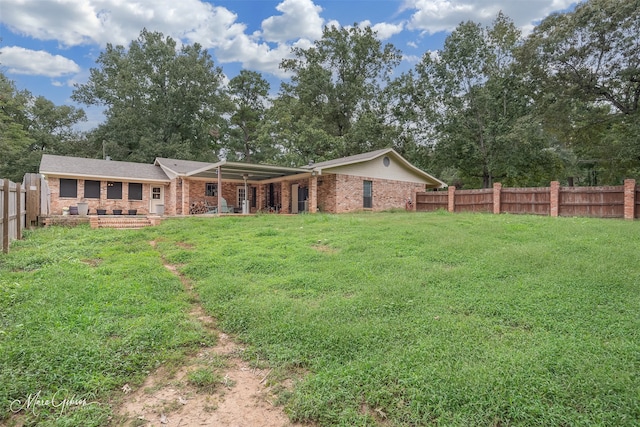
[521,0,640,183]
[73,29,229,163]
[0,73,33,181]
[226,70,274,163]
[274,24,402,165]
[411,13,562,188]
[0,72,87,181]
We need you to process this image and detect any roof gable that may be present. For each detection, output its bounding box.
[307,148,446,188]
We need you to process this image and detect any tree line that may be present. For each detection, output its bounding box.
[1,0,638,187]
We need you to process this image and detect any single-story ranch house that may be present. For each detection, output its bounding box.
[39,148,446,216]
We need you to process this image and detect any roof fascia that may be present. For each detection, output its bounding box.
[41,172,170,184]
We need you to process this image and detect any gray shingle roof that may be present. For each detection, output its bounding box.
[39,154,170,182]
[304,148,393,169]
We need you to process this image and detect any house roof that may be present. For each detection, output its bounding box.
[190,160,310,181]
[305,148,447,188]
[39,149,446,187]
[39,154,170,183]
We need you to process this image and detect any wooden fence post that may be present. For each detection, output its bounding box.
[16,183,22,241]
[2,179,9,253]
[550,181,560,217]
[624,179,636,220]
[493,182,502,214]
[448,186,456,213]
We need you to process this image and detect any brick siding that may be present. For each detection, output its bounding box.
[326,174,425,213]
[47,177,156,215]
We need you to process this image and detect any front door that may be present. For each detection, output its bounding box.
[150,186,164,214]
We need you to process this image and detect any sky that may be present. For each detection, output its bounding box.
[0,0,580,129]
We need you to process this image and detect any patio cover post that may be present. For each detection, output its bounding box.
[217,165,222,215]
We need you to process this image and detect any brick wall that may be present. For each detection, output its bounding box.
[317,174,336,213]
[47,177,155,215]
[330,174,425,213]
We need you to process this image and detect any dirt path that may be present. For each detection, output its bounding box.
[113,242,299,426]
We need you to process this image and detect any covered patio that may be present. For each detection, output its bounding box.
[179,160,318,215]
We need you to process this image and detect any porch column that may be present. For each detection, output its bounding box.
[217,166,222,215]
[309,175,318,213]
[182,179,189,216]
[257,184,265,212]
[281,181,291,214]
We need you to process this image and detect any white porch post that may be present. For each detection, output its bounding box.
[217,165,222,215]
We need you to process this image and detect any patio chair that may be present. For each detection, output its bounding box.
[208,197,232,214]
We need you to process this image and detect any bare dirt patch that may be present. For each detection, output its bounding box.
[112,243,302,426]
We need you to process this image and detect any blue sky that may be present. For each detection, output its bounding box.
[0,0,579,129]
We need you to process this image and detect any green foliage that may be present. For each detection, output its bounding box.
[412,13,564,188]
[72,29,228,164]
[225,70,276,163]
[521,0,640,184]
[274,24,403,165]
[0,72,87,182]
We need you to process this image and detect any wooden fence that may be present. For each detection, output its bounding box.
[0,174,48,253]
[415,179,638,220]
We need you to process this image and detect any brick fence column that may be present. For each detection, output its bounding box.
[550,181,560,217]
[447,186,456,213]
[493,182,502,214]
[624,179,636,220]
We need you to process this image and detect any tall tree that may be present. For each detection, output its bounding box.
[520,0,640,183]
[0,72,33,181]
[226,70,273,163]
[274,24,402,165]
[0,72,87,181]
[73,29,229,163]
[411,13,562,188]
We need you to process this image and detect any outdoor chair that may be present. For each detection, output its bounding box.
[209,197,233,214]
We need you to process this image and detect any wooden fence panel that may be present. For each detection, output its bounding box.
[415,180,636,220]
[501,187,550,215]
[455,189,493,213]
[415,191,448,212]
[559,186,624,218]
[1,178,27,253]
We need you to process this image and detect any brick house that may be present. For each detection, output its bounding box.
[39,148,446,215]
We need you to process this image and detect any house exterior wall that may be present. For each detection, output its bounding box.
[317,174,337,213]
[47,176,158,215]
[330,173,425,213]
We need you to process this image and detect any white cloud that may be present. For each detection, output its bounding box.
[0,46,80,77]
[360,20,405,40]
[372,22,404,40]
[402,0,579,34]
[261,0,324,43]
[0,0,325,78]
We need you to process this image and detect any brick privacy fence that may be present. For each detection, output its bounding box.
[415,179,638,220]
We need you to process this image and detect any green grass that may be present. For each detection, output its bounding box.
[0,226,214,426]
[1,213,639,426]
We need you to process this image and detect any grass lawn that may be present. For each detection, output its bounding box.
[1,212,639,425]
